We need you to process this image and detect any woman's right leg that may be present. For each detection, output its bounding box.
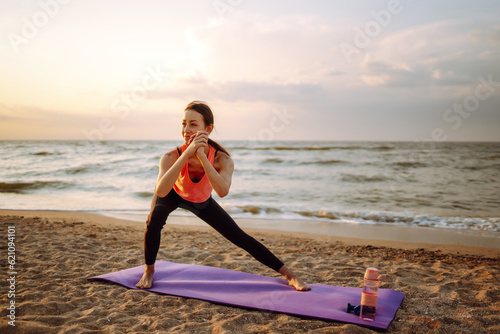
[136,190,180,288]
[144,190,181,264]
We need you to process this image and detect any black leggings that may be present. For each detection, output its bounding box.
[143,189,284,272]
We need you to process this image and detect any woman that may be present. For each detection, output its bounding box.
[136,101,310,291]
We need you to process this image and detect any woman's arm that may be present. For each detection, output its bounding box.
[155,138,204,197]
[154,150,186,198]
[197,149,234,198]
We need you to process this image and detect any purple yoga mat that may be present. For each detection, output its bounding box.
[88,261,404,330]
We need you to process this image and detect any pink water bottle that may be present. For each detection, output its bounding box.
[360,268,386,321]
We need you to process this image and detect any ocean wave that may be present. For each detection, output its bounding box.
[229,191,280,199]
[292,209,500,231]
[261,157,349,165]
[263,158,284,164]
[392,161,427,168]
[296,210,340,220]
[373,145,394,150]
[227,146,254,150]
[134,191,154,199]
[300,159,348,165]
[65,165,98,175]
[275,146,337,151]
[0,181,69,193]
[236,168,273,176]
[231,145,393,151]
[109,157,141,164]
[236,205,283,215]
[340,173,389,183]
[462,163,500,171]
[225,204,500,231]
[33,151,55,156]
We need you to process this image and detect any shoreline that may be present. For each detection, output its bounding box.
[2,209,499,257]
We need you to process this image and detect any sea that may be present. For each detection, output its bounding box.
[0,140,499,232]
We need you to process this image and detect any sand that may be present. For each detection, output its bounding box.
[0,210,499,333]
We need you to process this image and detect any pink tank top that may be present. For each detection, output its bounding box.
[173,144,217,203]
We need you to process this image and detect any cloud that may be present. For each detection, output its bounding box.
[357,19,500,89]
[184,12,348,84]
[468,25,500,46]
[0,104,49,121]
[150,74,326,106]
[0,104,93,127]
[0,102,180,140]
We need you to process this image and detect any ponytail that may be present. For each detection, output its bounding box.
[208,138,230,157]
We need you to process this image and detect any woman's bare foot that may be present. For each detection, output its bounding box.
[135,264,155,289]
[279,265,311,291]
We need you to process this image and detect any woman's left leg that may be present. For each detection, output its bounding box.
[184,197,310,290]
[186,197,284,272]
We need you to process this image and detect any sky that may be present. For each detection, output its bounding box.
[1,0,499,142]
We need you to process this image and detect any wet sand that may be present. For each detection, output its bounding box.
[0,210,499,333]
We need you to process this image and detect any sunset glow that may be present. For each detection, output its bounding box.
[1,0,499,141]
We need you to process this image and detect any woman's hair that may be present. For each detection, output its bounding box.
[184,101,230,157]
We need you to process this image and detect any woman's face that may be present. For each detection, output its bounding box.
[182,109,209,144]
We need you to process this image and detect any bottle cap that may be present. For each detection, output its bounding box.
[364,268,379,280]
[365,268,378,280]
[364,268,387,281]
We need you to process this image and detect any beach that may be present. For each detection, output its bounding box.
[1,210,499,333]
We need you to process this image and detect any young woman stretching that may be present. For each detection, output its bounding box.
[136,101,310,291]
